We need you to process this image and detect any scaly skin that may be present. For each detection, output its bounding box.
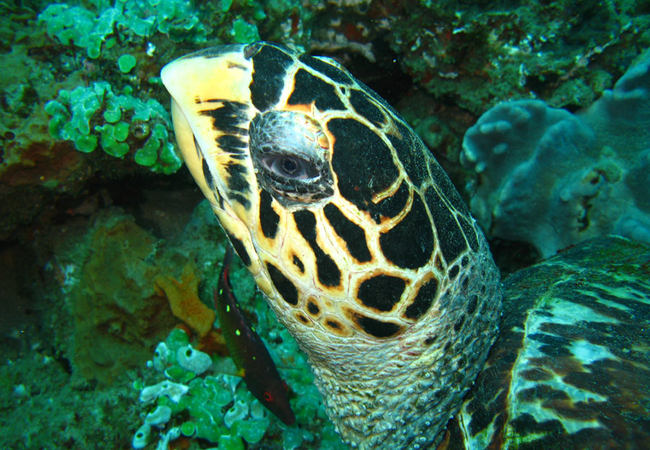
[162,42,502,449]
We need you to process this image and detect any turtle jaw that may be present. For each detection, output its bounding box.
[161,46,258,217]
[161,45,252,109]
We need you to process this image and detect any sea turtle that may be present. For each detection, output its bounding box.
[160,42,650,449]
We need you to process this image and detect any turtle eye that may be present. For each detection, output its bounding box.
[280,157,299,175]
[260,154,316,180]
[250,111,334,205]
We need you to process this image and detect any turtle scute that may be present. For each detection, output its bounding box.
[444,235,650,450]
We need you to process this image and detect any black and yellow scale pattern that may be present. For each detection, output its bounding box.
[162,42,502,449]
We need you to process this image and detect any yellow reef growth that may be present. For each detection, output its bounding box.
[154,263,216,338]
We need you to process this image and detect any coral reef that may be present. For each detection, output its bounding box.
[45,81,182,173]
[2,0,649,241]
[59,196,234,385]
[381,0,650,114]
[0,353,141,449]
[131,323,347,449]
[461,50,650,257]
[39,0,210,58]
[133,330,281,449]
[24,197,348,447]
[1,0,650,448]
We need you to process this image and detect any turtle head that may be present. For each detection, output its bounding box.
[162,42,502,449]
[161,41,422,341]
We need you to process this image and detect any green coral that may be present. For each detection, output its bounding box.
[117,54,137,73]
[134,329,273,448]
[113,0,210,42]
[38,0,209,59]
[96,123,130,157]
[231,17,260,44]
[45,82,182,174]
[134,320,347,449]
[38,3,120,59]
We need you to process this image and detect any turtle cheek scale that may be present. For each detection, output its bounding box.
[162,41,503,450]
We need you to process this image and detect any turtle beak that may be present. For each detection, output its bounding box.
[160,45,252,110]
[160,45,256,209]
[160,45,267,290]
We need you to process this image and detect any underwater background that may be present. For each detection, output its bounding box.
[1,1,649,449]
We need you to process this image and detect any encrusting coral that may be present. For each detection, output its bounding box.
[154,263,216,338]
[70,213,177,385]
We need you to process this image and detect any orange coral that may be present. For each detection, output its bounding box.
[154,263,215,338]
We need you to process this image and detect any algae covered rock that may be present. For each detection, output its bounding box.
[70,212,177,385]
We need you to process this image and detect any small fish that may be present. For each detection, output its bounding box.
[214,246,296,426]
